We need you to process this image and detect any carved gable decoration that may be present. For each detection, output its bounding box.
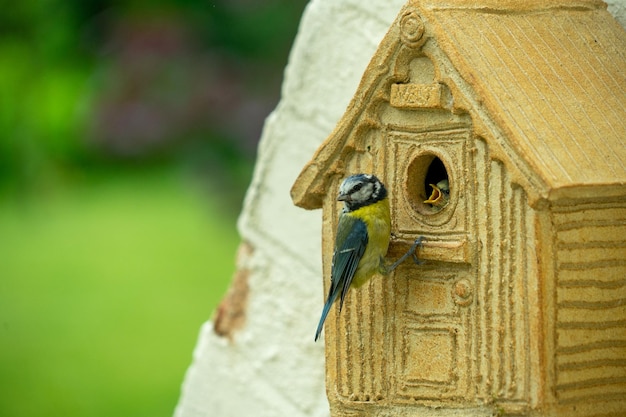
[291,1,626,416]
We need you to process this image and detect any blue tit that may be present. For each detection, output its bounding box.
[314,174,422,341]
[424,179,449,211]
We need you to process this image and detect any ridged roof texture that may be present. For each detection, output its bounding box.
[419,0,626,189]
[291,0,626,208]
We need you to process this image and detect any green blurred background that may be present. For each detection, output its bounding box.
[0,1,307,416]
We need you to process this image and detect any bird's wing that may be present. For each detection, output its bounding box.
[331,214,368,311]
[314,213,368,341]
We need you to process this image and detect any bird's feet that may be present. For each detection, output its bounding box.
[409,236,423,265]
[386,236,424,273]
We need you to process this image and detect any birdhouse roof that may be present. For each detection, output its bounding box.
[291,0,626,209]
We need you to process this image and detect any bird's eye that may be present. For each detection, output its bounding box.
[352,184,363,192]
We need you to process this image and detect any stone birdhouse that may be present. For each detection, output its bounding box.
[290,0,626,416]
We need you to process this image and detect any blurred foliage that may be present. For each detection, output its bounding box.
[0,1,308,416]
[0,0,308,206]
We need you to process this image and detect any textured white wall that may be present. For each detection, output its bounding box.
[607,0,626,26]
[174,1,626,416]
[174,1,406,416]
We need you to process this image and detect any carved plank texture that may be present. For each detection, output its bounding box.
[474,138,535,405]
[434,8,626,187]
[554,202,626,405]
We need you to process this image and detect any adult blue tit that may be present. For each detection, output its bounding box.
[314,174,422,341]
[424,179,449,211]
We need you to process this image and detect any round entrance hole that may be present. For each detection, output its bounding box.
[406,153,450,215]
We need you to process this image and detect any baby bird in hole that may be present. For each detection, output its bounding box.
[424,179,450,211]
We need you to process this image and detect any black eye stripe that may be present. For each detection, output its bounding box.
[340,176,387,212]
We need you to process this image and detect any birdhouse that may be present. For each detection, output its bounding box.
[290,1,626,416]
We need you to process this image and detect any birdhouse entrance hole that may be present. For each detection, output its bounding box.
[406,152,449,215]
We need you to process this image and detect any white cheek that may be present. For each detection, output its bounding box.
[354,184,374,201]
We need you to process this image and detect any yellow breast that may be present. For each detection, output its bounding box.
[349,197,391,287]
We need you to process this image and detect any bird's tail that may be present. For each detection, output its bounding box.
[314,292,338,342]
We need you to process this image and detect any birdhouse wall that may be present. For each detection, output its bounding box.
[546,199,626,415]
[317,102,626,417]
[319,119,545,416]
[471,138,542,409]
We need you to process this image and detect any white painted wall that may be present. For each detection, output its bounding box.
[608,0,626,26]
[174,2,626,416]
[174,2,406,416]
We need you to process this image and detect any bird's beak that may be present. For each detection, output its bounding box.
[337,193,350,202]
[424,184,443,205]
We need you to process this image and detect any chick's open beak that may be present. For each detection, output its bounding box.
[424,184,444,205]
